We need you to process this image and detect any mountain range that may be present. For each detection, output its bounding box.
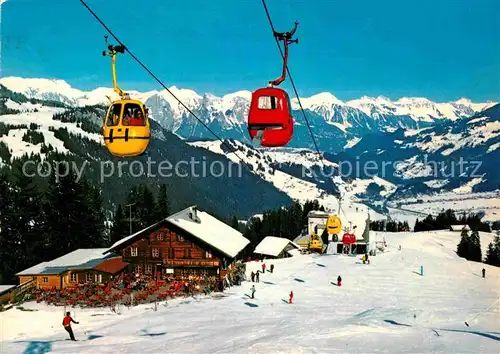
[0,77,498,222]
[0,77,495,152]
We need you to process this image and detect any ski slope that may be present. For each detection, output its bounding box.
[1,231,499,353]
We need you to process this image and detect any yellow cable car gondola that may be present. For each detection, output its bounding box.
[102,35,150,157]
[326,215,342,235]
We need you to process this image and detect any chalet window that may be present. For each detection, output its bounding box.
[95,274,102,283]
[176,234,184,242]
[152,248,160,257]
[135,264,142,273]
[42,277,48,283]
[146,264,153,273]
[131,247,138,256]
[70,273,77,282]
[86,273,93,282]
[157,233,163,241]
[184,249,190,258]
[206,251,212,258]
[174,248,184,259]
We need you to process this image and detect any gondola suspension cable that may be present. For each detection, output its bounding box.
[79,0,248,164]
[261,0,323,163]
[262,0,348,218]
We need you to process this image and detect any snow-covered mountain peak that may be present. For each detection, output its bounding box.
[396,97,433,105]
[294,92,345,108]
[222,90,252,102]
[455,98,472,105]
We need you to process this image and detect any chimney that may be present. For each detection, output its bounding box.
[188,206,200,223]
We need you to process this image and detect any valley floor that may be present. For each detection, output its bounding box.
[1,231,499,353]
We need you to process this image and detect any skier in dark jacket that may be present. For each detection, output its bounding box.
[482,268,486,278]
[256,271,260,283]
[337,275,342,286]
[270,264,275,273]
[251,271,255,282]
[62,312,79,341]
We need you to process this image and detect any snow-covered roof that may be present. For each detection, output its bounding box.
[0,285,16,294]
[307,210,329,218]
[450,224,470,231]
[254,236,301,257]
[105,221,163,254]
[105,206,250,259]
[16,249,111,276]
[166,206,250,258]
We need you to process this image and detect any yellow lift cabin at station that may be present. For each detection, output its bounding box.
[102,35,150,157]
[308,233,323,253]
[326,215,342,235]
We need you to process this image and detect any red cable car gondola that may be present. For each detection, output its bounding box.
[248,21,299,147]
[342,233,356,245]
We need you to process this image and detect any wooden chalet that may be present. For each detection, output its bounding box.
[15,249,128,290]
[104,206,250,280]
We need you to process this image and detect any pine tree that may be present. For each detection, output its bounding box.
[468,230,482,262]
[457,229,470,259]
[231,216,239,230]
[81,179,106,248]
[0,172,16,283]
[156,184,170,219]
[42,162,100,257]
[110,204,129,244]
[484,236,500,266]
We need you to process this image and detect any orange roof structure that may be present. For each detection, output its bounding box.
[93,257,129,274]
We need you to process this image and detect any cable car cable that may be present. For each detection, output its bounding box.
[261,0,322,162]
[261,0,349,217]
[79,0,248,164]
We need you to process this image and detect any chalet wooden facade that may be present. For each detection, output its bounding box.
[120,226,222,277]
[105,206,250,280]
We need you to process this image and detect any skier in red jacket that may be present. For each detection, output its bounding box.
[62,312,79,341]
[289,291,294,304]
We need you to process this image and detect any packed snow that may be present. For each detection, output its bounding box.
[1,230,499,353]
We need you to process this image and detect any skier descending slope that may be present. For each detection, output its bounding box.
[337,275,342,286]
[62,311,79,341]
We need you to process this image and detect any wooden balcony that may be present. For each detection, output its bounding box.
[162,259,220,268]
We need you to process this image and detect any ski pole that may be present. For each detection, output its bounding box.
[465,297,500,327]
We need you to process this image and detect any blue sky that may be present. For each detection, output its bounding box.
[2,0,499,101]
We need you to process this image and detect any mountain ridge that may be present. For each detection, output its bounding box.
[1,77,496,153]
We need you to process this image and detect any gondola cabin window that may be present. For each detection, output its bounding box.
[258,96,281,110]
[106,103,122,126]
[122,103,146,126]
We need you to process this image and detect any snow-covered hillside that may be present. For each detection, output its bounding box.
[1,77,495,152]
[1,230,499,353]
[189,139,389,219]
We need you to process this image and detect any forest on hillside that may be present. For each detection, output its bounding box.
[0,156,329,284]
